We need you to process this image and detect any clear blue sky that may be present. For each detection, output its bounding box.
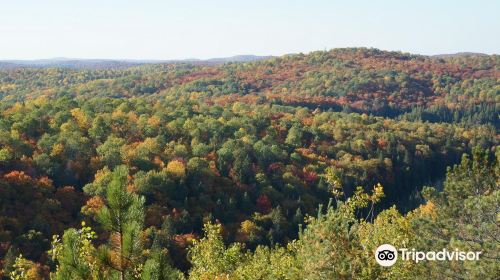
[1,0,498,60]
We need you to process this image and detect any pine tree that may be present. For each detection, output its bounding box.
[95,165,145,280]
[51,165,184,280]
[414,147,500,279]
[2,246,19,277]
[141,218,183,280]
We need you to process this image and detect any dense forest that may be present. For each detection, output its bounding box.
[0,48,498,279]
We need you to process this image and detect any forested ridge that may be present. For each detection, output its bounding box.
[0,48,498,279]
[1,48,498,125]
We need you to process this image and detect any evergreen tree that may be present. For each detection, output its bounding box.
[1,246,19,278]
[141,216,183,280]
[51,166,183,280]
[95,165,145,280]
[414,147,499,279]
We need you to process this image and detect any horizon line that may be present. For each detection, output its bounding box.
[0,47,497,62]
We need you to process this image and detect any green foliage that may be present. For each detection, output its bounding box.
[97,136,126,169]
[0,49,497,279]
[412,147,499,279]
[232,246,295,280]
[188,223,246,279]
[1,246,19,277]
[9,254,44,280]
[95,165,146,279]
[184,150,499,279]
[141,251,185,280]
[285,125,303,148]
[52,166,183,280]
[141,218,185,280]
[49,224,100,280]
[290,184,385,279]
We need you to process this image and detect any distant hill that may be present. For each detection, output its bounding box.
[0,61,20,70]
[206,55,274,63]
[0,47,497,127]
[433,52,488,58]
[0,58,143,69]
[3,51,495,70]
[0,55,272,69]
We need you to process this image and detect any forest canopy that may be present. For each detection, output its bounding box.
[0,48,498,279]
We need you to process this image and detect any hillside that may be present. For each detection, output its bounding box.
[0,48,498,278]
[1,48,498,125]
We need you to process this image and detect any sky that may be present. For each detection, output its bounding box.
[0,0,498,60]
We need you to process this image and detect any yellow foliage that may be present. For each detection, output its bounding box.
[141,138,160,152]
[4,102,23,115]
[371,183,385,203]
[240,220,258,235]
[0,83,16,91]
[418,200,438,219]
[111,110,127,120]
[9,255,44,280]
[50,143,65,157]
[71,108,90,129]
[166,160,186,178]
[324,167,343,198]
[127,111,138,123]
[60,122,74,133]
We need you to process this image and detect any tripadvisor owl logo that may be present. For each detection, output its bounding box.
[375,244,398,266]
[375,244,482,267]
